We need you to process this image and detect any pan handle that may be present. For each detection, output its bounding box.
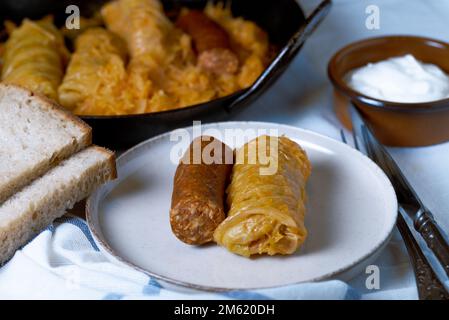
[226,0,332,112]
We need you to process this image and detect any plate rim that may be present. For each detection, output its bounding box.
[86,121,398,292]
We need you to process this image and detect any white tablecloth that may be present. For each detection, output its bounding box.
[2,0,449,299]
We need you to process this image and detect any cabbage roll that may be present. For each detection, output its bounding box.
[58,28,127,114]
[102,0,173,66]
[2,18,68,101]
[214,136,311,257]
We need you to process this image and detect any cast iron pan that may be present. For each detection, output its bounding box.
[0,0,331,149]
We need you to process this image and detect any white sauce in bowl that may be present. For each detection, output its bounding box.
[346,54,449,103]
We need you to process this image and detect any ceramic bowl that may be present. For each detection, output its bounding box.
[328,35,449,147]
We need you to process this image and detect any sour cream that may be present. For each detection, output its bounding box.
[346,54,449,103]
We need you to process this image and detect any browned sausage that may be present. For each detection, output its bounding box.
[176,10,239,74]
[170,136,233,245]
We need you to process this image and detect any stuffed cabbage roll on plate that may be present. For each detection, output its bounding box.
[214,135,311,257]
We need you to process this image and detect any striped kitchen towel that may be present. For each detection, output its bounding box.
[0,216,417,300]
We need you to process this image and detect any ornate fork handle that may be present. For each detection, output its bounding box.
[397,213,449,300]
[340,128,448,300]
[414,210,449,277]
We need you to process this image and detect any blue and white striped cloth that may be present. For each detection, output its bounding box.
[0,215,417,299]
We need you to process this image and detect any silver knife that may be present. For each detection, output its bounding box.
[350,104,449,278]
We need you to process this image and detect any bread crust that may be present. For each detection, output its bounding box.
[0,84,116,265]
[0,83,92,144]
[0,146,117,265]
[0,84,95,204]
[90,145,118,180]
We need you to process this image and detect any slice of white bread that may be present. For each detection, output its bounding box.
[0,84,92,204]
[0,146,116,265]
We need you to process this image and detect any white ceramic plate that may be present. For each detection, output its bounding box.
[87,121,397,291]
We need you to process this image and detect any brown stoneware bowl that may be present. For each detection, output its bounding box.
[328,35,449,147]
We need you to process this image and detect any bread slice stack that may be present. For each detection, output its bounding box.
[0,84,116,265]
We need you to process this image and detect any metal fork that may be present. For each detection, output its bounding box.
[340,129,449,300]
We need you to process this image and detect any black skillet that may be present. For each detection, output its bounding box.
[0,0,332,149]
